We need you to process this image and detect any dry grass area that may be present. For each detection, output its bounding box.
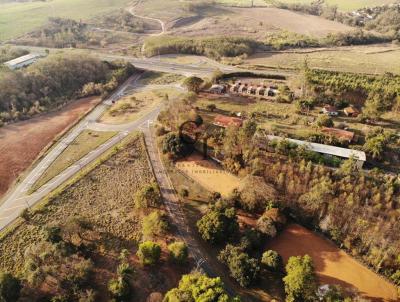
[99,88,181,125]
[31,130,116,192]
[0,134,186,301]
[266,224,399,302]
[243,44,400,74]
[169,6,355,39]
[0,97,101,200]
[176,153,241,197]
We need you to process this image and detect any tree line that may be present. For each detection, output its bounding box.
[0,54,136,125]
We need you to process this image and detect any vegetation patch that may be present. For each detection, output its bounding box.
[31,130,116,192]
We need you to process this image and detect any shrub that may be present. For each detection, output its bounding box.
[0,273,21,302]
[168,241,188,264]
[261,250,282,272]
[108,277,131,301]
[315,115,334,128]
[134,182,161,209]
[183,76,204,93]
[256,215,277,238]
[137,241,161,265]
[142,210,169,238]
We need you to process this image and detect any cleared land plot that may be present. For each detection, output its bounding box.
[243,45,400,74]
[169,6,355,39]
[0,97,101,200]
[267,0,396,11]
[0,0,131,40]
[176,153,241,197]
[0,135,186,301]
[31,130,116,192]
[138,71,185,86]
[99,88,182,124]
[266,224,399,301]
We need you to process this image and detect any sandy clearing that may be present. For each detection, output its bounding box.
[176,153,241,197]
[0,97,101,199]
[267,224,399,302]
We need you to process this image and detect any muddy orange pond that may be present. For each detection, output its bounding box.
[266,224,398,302]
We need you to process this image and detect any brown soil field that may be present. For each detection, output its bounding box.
[267,224,399,302]
[0,97,101,200]
[170,7,355,38]
[176,153,241,197]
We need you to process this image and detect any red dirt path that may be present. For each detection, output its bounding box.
[0,97,101,199]
[267,224,398,302]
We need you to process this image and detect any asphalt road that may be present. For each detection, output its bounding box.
[0,75,142,230]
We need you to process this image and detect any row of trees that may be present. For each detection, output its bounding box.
[0,54,136,124]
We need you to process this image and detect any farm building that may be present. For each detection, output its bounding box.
[256,86,266,96]
[321,127,355,143]
[208,84,227,94]
[238,84,248,94]
[4,53,42,70]
[344,106,360,117]
[213,115,243,128]
[247,85,257,95]
[322,105,339,116]
[230,82,241,93]
[266,135,366,168]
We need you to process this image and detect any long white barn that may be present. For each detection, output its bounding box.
[267,135,367,168]
[4,53,42,70]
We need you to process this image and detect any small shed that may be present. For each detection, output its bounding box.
[238,84,248,94]
[322,105,339,116]
[230,82,241,93]
[247,85,257,95]
[208,84,226,94]
[256,86,266,96]
[344,106,360,117]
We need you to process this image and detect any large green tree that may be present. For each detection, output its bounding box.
[196,207,239,244]
[283,255,317,302]
[163,273,236,302]
[218,245,260,287]
[183,76,204,93]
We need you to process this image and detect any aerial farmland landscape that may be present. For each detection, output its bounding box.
[0,0,399,301]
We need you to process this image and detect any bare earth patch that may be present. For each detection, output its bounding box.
[267,224,399,302]
[176,153,241,197]
[170,7,355,39]
[0,97,101,200]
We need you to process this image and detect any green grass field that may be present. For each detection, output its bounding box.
[265,0,396,11]
[0,0,131,41]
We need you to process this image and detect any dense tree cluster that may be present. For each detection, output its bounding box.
[0,54,136,124]
[264,157,400,280]
[144,35,262,59]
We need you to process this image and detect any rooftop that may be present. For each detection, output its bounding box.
[267,135,366,161]
[4,53,41,67]
[213,114,243,128]
[321,127,355,142]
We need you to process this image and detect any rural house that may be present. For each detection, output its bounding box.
[344,106,360,117]
[208,84,227,94]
